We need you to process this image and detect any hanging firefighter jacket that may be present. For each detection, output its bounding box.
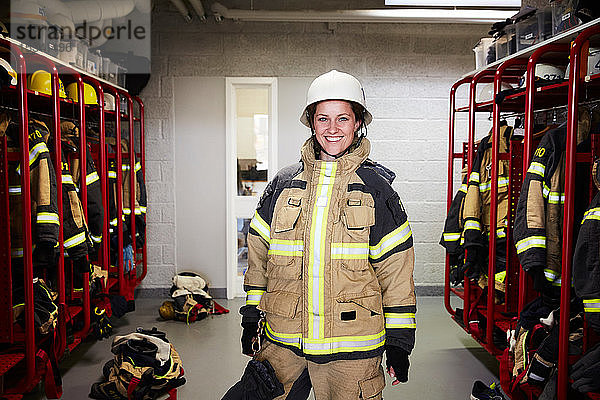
[514,114,592,297]
[440,169,468,285]
[105,136,147,249]
[60,121,104,251]
[573,159,600,335]
[4,115,59,267]
[461,124,512,286]
[243,137,416,363]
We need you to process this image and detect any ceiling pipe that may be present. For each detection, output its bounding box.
[211,2,515,24]
[39,0,135,25]
[188,0,207,22]
[169,0,193,22]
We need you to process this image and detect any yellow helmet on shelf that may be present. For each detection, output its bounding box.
[65,82,98,105]
[28,70,67,98]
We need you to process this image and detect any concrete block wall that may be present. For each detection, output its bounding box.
[139,0,491,293]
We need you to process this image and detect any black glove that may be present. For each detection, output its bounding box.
[571,343,600,393]
[92,307,113,340]
[449,254,466,286]
[33,240,56,269]
[240,305,261,356]
[385,345,409,385]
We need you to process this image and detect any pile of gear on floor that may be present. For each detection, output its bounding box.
[158,272,229,323]
[89,327,185,400]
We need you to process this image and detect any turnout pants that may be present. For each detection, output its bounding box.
[257,341,385,400]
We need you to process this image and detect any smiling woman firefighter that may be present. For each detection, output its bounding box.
[223,70,417,400]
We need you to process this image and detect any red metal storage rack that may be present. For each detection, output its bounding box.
[444,20,600,400]
[0,35,148,397]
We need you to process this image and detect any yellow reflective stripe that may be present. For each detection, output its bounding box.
[9,185,21,195]
[64,231,86,249]
[463,220,481,231]
[309,162,336,340]
[583,208,600,223]
[385,312,416,329]
[110,218,118,226]
[264,322,386,354]
[331,242,368,260]
[16,142,50,175]
[486,227,506,238]
[369,221,412,260]
[583,299,600,312]
[515,236,546,254]
[11,248,24,257]
[135,161,142,172]
[495,271,506,283]
[268,239,304,256]
[86,171,99,185]
[469,171,480,183]
[528,162,545,177]
[458,183,467,193]
[246,290,265,306]
[90,234,102,244]
[443,232,461,242]
[62,174,74,185]
[479,177,509,193]
[37,212,59,225]
[250,211,270,243]
[108,171,117,179]
[544,268,561,286]
[139,206,147,214]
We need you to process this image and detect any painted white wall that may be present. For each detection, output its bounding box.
[174,77,227,286]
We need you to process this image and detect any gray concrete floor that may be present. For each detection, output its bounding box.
[24,296,502,399]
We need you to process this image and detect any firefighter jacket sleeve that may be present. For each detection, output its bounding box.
[462,136,489,254]
[79,145,104,248]
[440,175,467,255]
[242,176,279,323]
[513,128,565,285]
[60,150,93,260]
[8,121,60,260]
[573,190,600,334]
[368,182,416,354]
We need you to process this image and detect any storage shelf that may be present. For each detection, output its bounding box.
[0,352,24,377]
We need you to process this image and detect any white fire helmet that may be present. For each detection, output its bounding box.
[0,58,17,86]
[300,69,372,128]
[477,82,514,103]
[565,47,600,79]
[103,93,116,112]
[519,63,566,87]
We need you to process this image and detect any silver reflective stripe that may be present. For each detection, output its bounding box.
[469,171,480,183]
[37,212,60,224]
[139,206,147,214]
[458,183,467,193]
[479,177,509,192]
[528,162,545,177]
[29,142,49,166]
[515,236,546,254]
[9,186,21,195]
[62,174,74,185]
[544,268,561,286]
[303,331,386,354]
[583,208,600,222]
[135,161,142,172]
[264,322,302,348]
[11,248,24,257]
[246,290,265,306]
[528,372,545,382]
[443,232,461,242]
[464,220,481,231]
[90,234,102,244]
[268,240,303,256]
[369,221,412,260]
[110,218,118,226]
[64,232,87,249]
[385,312,416,328]
[583,299,600,312]
[309,162,336,340]
[108,171,117,179]
[86,171,99,185]
[250,211,270,243]
[331,243,368,259]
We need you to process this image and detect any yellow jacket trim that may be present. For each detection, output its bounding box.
[37,212,60,225]
[331,242,369,260]
[528,162,546,178]
[516,236,546,254]
[86,171,99,186]
[246,290,265,306]
[369,221,412,261]
[64,231,87,249]
[583,299,600,312]
[250,211,270,243]
[268,239,304,257]
[384,312,416,329]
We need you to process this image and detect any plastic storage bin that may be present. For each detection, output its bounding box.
[495,25,517,61]
[86,50,100,75]
[473,38,495,70]
[516,8,553,51]
[552,0,581,35]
